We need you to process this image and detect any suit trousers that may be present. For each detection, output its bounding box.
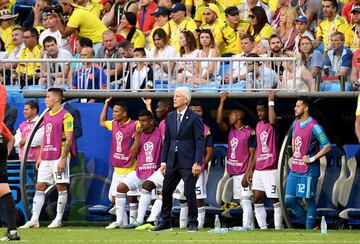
[161,157,198,227]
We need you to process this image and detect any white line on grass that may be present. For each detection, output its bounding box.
[25,240,360,243]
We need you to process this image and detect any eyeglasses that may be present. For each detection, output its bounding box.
[248,14,255,19]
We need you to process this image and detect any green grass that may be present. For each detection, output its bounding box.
[4,227,360,244]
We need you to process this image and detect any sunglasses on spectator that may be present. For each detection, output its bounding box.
[248,14,255,19]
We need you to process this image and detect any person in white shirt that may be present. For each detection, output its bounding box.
[125,48,153,90]
[8,28,25,59]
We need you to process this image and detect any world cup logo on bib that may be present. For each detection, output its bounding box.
[45,123,52,145]
[260,131,269,153]
[144,142,154,162]
[293,136,302,158]
[230,138,238,159]
[115,131,123,153]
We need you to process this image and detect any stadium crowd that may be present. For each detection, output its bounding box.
[0,0,359,91]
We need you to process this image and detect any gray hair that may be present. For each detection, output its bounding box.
[174,86,191,105]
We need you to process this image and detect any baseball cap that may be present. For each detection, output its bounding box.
[225,6,239,16]
[151,6,169,17]
[98,0,113,5]
[171,3,186,12]
[351,6,360,14]
[295,15,307,23]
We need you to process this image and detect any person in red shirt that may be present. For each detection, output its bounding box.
[137,0,157,37]
[0,83,6,123]
[342,0,360,24]
[0,122,20,240]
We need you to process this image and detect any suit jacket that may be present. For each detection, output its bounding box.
[4,104,17,134]
[161,108,205,169]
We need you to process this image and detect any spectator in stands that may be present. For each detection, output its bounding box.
[76,0,103,18]
[23,0,52,28]
[39,9,69,51]
[293,15,315,54]
[276,6,297,51]
[224,33,256,84]
[8,27,24,59]
[125,47,153,90]
[324,32,352,77]
[148,6,170,48]
[118,40,134,84]
[0,10,18,55]
[175,30,199,84]
[269,34,284,78]
[200,4,237,57]
[72,37,92,70]
[56,0,108,54]
[350,48,360,90]
[345,7,360,51]
[194,0,225,27]
[162,3,197,52]
[245,53,279,90]
[158,0,174,9]
[255,39,270,57]
[342,0,360,25]
[297,36,323,78]
[102,0,138,30]
[14,100,43,161]
[246,6,274,43]
[18,28,42,88]
[72,47,107,90]
[40,36,73,87]
[272,0,290,31]
[96,30,122,84]
[99,0,114,20]
[290,0,320,33]
[0,38,8,59]
[150,28,176,83]
[117,12,145,48]
[191,29,220,85]
[244,0,271,24]
[316,0,349,53]
[137,0,157,37]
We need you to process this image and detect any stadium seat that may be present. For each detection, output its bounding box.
[320,77,351,92]
[154,80,169,91]
[195,82,221,92]
[5,85,25,103]
[221,82,247,92]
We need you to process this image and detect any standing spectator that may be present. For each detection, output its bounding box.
[23,0,52,28]
[324,32,352,77]
[0,10,19,55]
[137,0,157,37]
[285,97,331,229]
[96,30,122,84]
[56,0,108,54]
[102,0,138,30]
[293,15,315,53]
[40,36,73,87]
[117,12,145,48]
[125,48,153,90]
[73,47,107,90]
[316,0,349,53]
[299,36,323,77]
[345,7,360,50]
[276,6,297,51]
[14,100,43,161]
[150,86,205,232]
[246,6,274,43]
[162,3,197,52]
[76,0,103,18]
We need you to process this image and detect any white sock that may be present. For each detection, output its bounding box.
[122,210,128,225]
[273,202,283,229]
[241,198,253,228]
[129,202,138,222]
[136,189,152,224]
[115,192,126,224]
[30,191,45,224]
[179,203,188,229]
[254,203,267,229]
[147,196,162,223]
[54,191,68,222]
[197,206,206,228]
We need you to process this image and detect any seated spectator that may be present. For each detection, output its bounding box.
[281,52,315,91]
[194,0,226,27]
[125,48,153,90]
[0,10,19,54]
[14,100,43,161]
[99,0,114,20]
[102,0,138,30]
[324,32,352,77]
[18,28,42,88]
[298,36,323,77]
[276,6,297,51]
[350,48,360,89]
[150,28,176,83]
[243,0,272,24]
[293,15,315,53]
[342,0,360,25]
[39,36,73,87]
[117,12,145,48]
[96,30,122,84]
[175,30,199,84]
[191,29,220,85]
[0,37,8,59]
[246,6,274,43]
[23,0,52,28]
[148,6,170,48]
[39,9,69,51]
[345,7,360,51]
[246,53,279,90]
[254,39,270,57]
[269,34,285,78]
[118,39,134,83]
[72,47,107,89]
[56,0,108,54]
[8,27,24,59]
[71,37,93,70]
[136,0,157,37]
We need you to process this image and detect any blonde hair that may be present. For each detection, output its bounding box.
[279,6,297,37]
[174,86,191,105]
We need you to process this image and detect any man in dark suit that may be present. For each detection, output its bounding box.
[151,86,205,232]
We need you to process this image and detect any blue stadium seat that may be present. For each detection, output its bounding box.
[195,82,221,92]
[154,80,169,92]
[5,85,25,103]
[221,81,247,92]
[320,81,351,92]
[218,63,231,80]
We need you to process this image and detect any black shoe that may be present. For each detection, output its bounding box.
[187,224,198,232]
[0,231,20,241]
[149,222,173,232]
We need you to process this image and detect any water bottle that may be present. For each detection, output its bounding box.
[321,216,327,234]
[214,215,221,231]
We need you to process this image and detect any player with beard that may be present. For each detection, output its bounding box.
[284,97,331,229]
